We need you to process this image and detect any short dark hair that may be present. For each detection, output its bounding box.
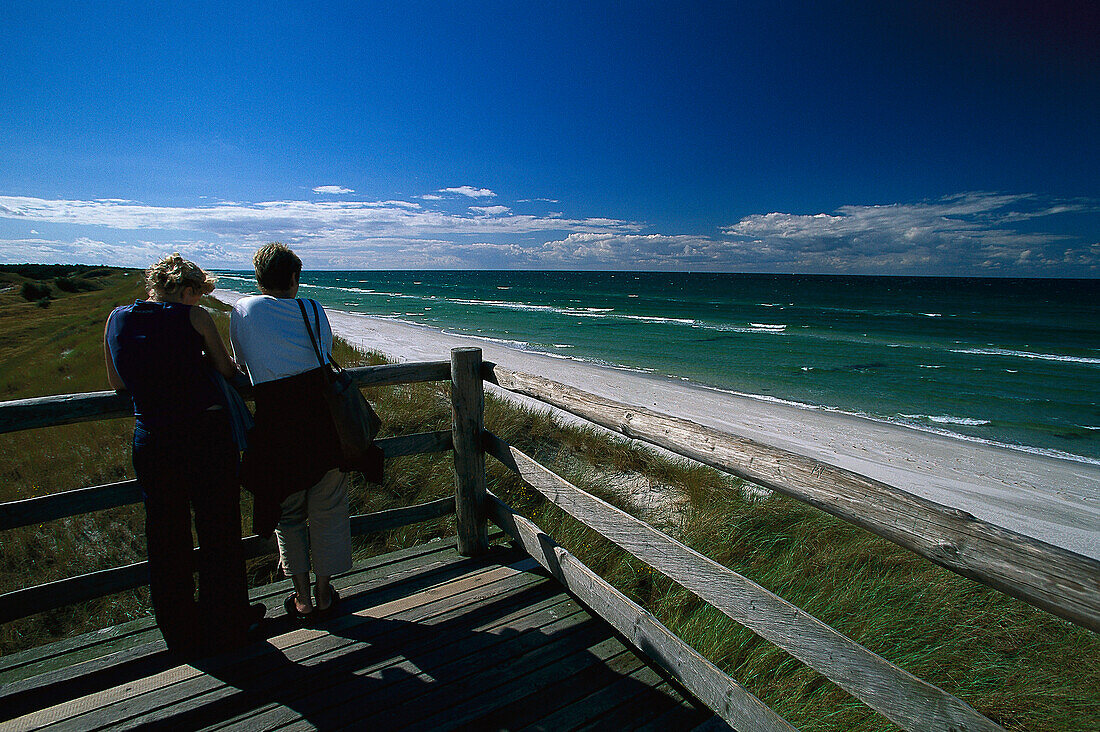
[253,243,302,292]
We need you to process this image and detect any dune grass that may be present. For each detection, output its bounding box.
[0,271,1096,730]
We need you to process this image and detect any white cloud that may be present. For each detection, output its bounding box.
[440,186,496,198]
[532,233,725,267]
[469,205,511,216]
[419,194,444,200]
[721,192,1097,275]
[312,185,354,194]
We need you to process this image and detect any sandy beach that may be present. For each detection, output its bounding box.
[217,289,1100,561]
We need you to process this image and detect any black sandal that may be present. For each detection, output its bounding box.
[316,587,340,616]
[283,593,314,624]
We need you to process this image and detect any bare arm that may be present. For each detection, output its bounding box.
[103,319,126,390]
[190,306,238,378]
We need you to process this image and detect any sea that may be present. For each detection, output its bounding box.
[216,271,1100,465]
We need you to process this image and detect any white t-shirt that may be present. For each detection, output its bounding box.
[230,296,334,385]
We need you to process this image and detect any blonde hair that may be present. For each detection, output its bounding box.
[144,253,216,299]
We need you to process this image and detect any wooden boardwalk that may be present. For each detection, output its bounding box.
[0,538,720,731]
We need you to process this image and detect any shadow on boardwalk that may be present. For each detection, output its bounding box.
[1,543,713,730]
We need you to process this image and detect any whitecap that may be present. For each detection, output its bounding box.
[901,414,991,426]
[951,347,1100,365]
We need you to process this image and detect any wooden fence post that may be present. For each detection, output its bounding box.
[451,347,488,555]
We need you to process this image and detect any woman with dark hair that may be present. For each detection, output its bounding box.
[104,253,262,655]
[230,242,351,625]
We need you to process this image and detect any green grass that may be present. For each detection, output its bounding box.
[0,270,1096,730]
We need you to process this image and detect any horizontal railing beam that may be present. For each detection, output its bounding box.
[347,361,452,387]
[0,431,454,531]
[485,434,1001,732]
[486,491,794,732]
[0,535,276,626]
[0,392,132,435]
[0,480,141,532]
[0,362,454,436]
[0,497,457,625]
[485,363,1100,633]
[349,496,455,535]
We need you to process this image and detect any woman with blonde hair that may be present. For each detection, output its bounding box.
[104,253,261,656]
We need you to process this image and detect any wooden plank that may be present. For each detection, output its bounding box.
[0,500,463,624]
[0,534,272,626]
[347,360,451,387]
[0,363,450,436]
[0,561,150,626]
[1,545,526,727]
[349,496,455,536]
[639,704,729,732]
[409,641,637,732]
[486,363,1100,633]
[0,480,141,531]
[0,538,484,721]
[338,618,620,732]
[526,666,702,732]
[0,538,469,684]
[207,581,577,728]
[571,680,703,732]
[0,431,448,533]
[199,577,580,732]
[376,429,452,458]
[450,646,651,732]
[451,347,488,555]
[0,391,132,435]
[486,492,796,732]
[206,583,581,731]
[488,437,1003,732]
[42,560,553,731]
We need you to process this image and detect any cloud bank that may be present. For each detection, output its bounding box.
[722,192,1097,274]
[0,191,1093,275]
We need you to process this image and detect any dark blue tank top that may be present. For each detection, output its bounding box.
[106,301,224,431]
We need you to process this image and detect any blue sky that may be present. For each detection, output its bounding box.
[1,1,1097,275]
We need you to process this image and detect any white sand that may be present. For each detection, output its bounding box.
[216,289,1100,560]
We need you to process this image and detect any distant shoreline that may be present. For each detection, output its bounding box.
[215,288,1100,560]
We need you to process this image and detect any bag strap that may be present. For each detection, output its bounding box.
[310,299,339,367]
[296,298,326,368]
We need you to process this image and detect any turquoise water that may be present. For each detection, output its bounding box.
[217,271,1100,464]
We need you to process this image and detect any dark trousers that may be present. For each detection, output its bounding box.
[132,410,249,653]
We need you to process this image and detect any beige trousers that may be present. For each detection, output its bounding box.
[275,469,351,577]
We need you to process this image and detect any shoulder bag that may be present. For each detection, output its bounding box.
[297,298,382,470]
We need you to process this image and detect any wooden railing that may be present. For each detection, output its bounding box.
[0,358,459,626]
[2,347,1097,731]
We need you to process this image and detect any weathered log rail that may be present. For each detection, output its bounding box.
[485,363,1100,634]
[3,347,1093,730]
